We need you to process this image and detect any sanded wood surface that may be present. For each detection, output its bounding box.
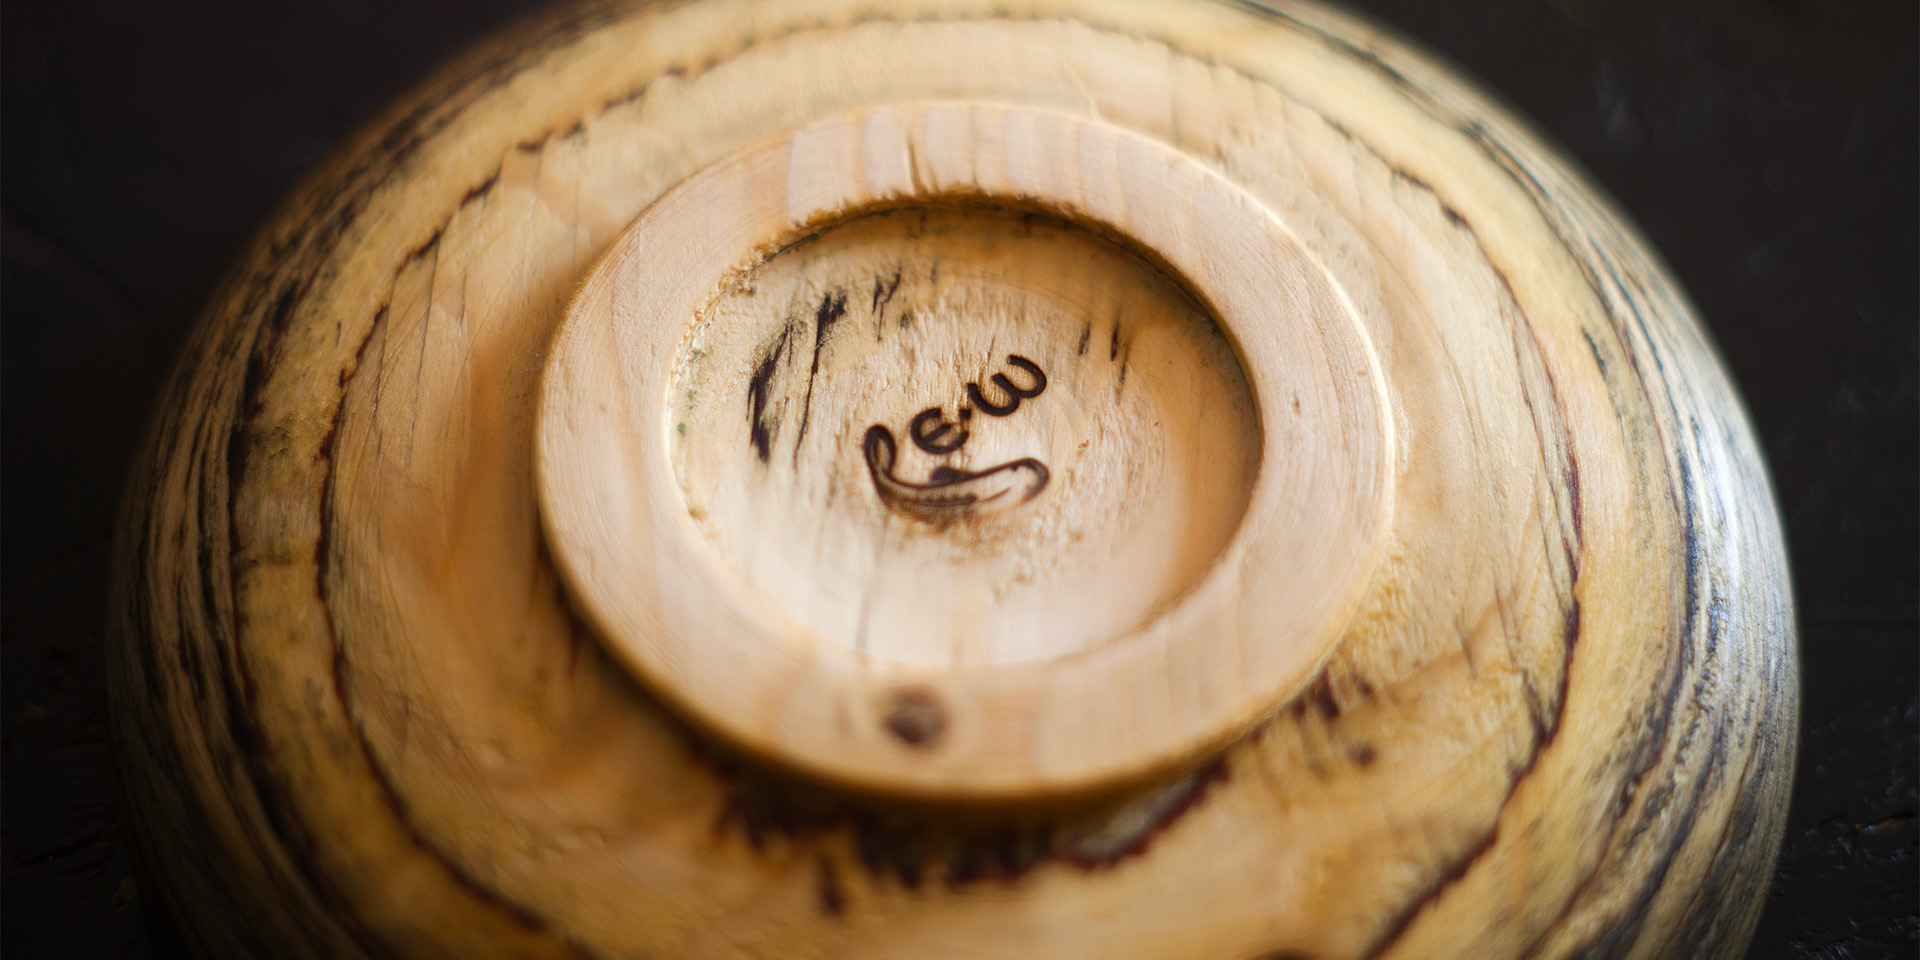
[539,101,1392,797]
[103,1,1798,958]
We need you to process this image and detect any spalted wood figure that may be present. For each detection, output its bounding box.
[106,1,1799,957]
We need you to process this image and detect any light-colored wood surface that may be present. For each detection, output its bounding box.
[539,101,1391,797]
[106,1,1798,958]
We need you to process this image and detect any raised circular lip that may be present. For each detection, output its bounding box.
[536,100,1395,801]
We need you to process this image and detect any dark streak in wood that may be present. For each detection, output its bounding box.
[1307,675,1341,720]
[793,290,847,463]
[871,267,902,315]
[1058,759,1230,868]
[695,713,1232,890]
[816,856,845,916]
[856,818,927,889]
[402,227,443,266]
[746,325,791,463]
[459,167,501,207]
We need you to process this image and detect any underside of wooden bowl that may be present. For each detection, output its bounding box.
[106,1,1797,957]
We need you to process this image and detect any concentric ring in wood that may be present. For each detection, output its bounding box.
[538,101,1392,798]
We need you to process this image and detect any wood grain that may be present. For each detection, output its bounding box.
[538,101,1391,797]
[104,1,1798,957]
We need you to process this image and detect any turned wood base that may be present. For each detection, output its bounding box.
[106,2,1797,958]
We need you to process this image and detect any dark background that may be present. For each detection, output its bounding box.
[3,0,1913,956]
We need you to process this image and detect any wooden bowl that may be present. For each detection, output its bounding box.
[106,1,1798,957]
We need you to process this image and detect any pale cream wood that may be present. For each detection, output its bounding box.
[106,1,1797,958]
[538,101,1392,797]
